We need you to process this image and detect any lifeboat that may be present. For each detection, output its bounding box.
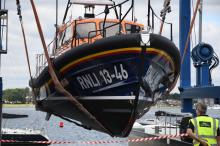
[30,0,180,137]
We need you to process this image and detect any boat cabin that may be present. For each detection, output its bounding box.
[51,18,144,55]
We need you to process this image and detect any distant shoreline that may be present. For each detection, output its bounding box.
[3,104,34,108]
[2,104,180,108]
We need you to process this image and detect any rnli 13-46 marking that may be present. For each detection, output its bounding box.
[76,64,128,90]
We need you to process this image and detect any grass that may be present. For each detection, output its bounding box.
[3,104,34,108]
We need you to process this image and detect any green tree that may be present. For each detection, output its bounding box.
[3,87,30,103]
[164,93,180,100]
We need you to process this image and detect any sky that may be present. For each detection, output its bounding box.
[1,0,220,93]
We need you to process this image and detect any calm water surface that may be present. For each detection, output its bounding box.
[2,107,220,146]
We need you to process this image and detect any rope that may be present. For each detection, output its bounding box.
[169,0,200,92]
[0,133,189,145]
[29,0,110,135]
[159,19,165,35]
[16,0,37,99]
[159,0,171,35]
[181,0,201,65]
[191,0,197,46]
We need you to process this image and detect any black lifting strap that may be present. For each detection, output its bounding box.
[134,45,148,116]
[139,45,148,91]
[136,43,155,119]
[139,45,153,97]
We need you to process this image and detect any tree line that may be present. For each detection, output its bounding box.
[164,93,180,100]
[3,87,31,104]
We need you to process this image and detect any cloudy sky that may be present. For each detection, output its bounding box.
[1,0,220,93]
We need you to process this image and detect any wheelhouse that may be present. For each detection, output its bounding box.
[52,18,144,55]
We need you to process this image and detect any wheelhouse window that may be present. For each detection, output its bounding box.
[63,25,72,44]
[65,25,72,40]
[100,22,120,37]
[58,31,64,47]
[76,22,96,38]
[58,25,72,47]
[125,24,141,34]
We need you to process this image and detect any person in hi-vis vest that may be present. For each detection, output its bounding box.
[187,102,220,146]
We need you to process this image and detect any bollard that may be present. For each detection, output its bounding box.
[59,121,64,128]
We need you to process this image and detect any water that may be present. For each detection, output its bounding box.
[2,107,220,146]
[2,107,127,146]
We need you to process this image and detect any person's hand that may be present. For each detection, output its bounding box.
[200,140,208,146]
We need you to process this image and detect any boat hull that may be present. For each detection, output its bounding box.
[31,33,180,137]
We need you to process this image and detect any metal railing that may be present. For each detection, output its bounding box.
[155,111,192,136]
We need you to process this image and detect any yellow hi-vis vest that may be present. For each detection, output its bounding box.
[190,116,219,146]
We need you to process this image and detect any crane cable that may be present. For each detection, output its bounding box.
[29,0,111,135]
[16,0,37,100]
[191,0,197,46]
[181,0,201,65]
[168,0,200,92]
